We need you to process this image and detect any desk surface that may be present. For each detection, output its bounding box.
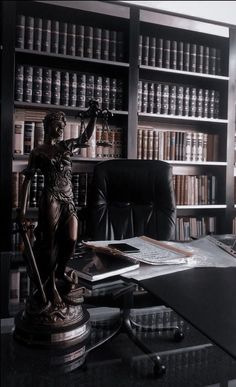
[141,267,236,360]
[2,257,236,386]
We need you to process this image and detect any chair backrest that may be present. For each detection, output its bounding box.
[87,159,176,241]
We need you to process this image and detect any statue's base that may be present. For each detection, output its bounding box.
[14,304,90,348]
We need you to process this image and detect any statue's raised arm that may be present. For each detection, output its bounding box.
[64,99,101,154]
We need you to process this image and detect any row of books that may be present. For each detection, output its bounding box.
[175,216,216,241]
[173,174,217,205]
[15,64,125,110]
[12,171,93,208]
[16,14,125,61]
[137,128,219,162]
[13,118,124,158]
[137,80,220,119]
[139,34,222,75]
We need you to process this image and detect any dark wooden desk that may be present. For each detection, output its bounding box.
[140,267,236,359]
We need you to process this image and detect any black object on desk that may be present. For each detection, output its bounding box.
[140,267,236,359]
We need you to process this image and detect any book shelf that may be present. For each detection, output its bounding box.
[1,0,236,256]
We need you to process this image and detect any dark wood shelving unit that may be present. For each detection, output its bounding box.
[1,0,236,253]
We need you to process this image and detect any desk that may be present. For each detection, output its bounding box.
[1,277,236,387]
[140,267,236,360]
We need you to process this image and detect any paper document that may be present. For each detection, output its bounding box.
[83,236,193,266]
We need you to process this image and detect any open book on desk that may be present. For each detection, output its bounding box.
[83,236,193,266]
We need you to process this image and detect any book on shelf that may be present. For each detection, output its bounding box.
[68,249,140,282]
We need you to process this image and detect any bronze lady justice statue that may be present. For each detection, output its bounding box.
[18,100,100,318]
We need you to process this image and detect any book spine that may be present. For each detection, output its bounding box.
[15,64,24,102]
[23,65,33,103]
[34,17,43,51]
[154,83,162,114]
[51,70,61,105]
[147,82,154,114]
[169,85,176,115]
[77,73,86,108]
[93,27,102,60]
[142,35,149,66]
[183,43,190,72]
[214,91,220,118]
[116,80,124,111]
[209,47,217,75]
[24,121,35,154]
[162,84,169,115]
[101,29,109,60]
[42,68,52,104]
[149,36,156,67]
[15,14,25,49]
[34,121,44,146]
[203,46,209,74]
[209,89,215,119]
[153,130,159,160]
[142,82,148,113]
[109,78,116,110]
[189,87,197,117]
[84,25,93,58]
[147,130,154,159]
[156,38,163,67]
[12,172,19,208]
[190,44,197,72]
[13,120,24,155]
[137,80,142,113]
[41,19,51,52]
[216,48,221,74]
[203,89,209,118]
[176,86,184,116]
[61,71,69,106]
[109,30,117,61]
[59,21,67,55]
[142,129,148,159]
[163,39,170,69]
[51,20,59,54]
[137,128,142,159]
[67,23,76,56]
[196,45,204,73]
[72,173,80,206]
[32,66,42,103]
[138,35,142,65]
[170,40,177,70]
[177,41,184,71]
[85,74,94,106]
[102,76,110,109]
[183,86,190,117]
[25,16,34,50]
[30,172,38,207]
[196,88,203,118]
[76,25,84,57]
[69,72,77,107]
[116,31,124,62]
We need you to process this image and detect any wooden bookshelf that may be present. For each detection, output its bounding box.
[1,0,236,254]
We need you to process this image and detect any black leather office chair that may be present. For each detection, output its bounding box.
[83,159,181,375]
[87,159,176,241]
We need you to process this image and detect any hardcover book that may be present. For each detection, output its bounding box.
[68,250,139,281]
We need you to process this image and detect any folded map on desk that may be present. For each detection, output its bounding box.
[83,236,193,266]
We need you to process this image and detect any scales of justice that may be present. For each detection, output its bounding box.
[14,100,112,348]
